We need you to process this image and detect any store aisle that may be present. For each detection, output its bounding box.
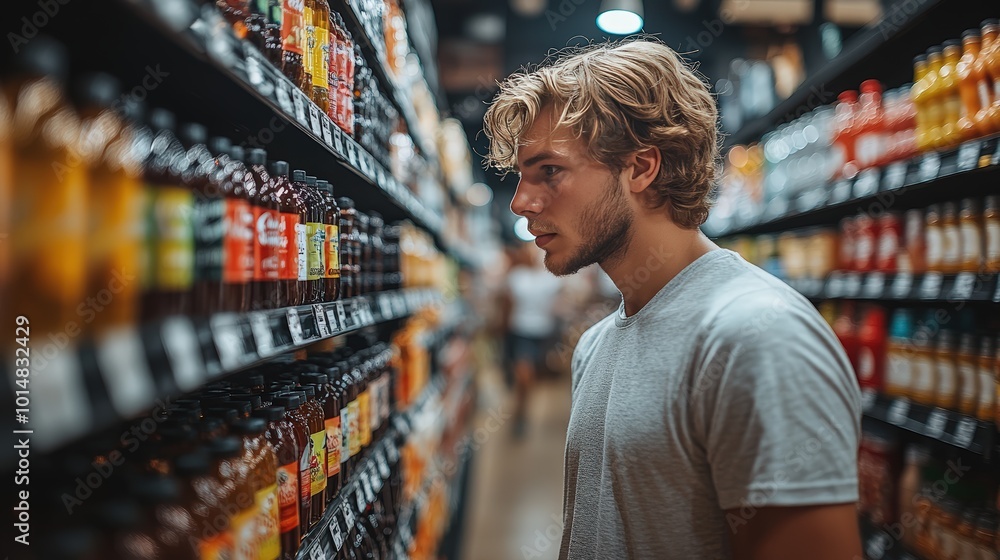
[460,371,572,560]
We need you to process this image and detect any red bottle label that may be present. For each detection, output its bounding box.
[223,199,254,283]
[253,206,281,281]
[278,212,300,280]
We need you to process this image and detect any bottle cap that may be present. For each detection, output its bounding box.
[76,73,121,108]
[204,408,240,424]
[306,175,318,187]
[337,197,356,209]
[275,394,302,410]
[961,29,981,40]
[174,449,212,475]
[232,417,267,435]
[178,123,208,147]
[207,436,243,459]
[208,136,232,156]
[17,36,68,82]
[228,145,246,162]
[270,160,289,177]
[248,149,267,165]
[253,406,286,422]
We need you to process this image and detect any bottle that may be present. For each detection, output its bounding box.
[290,170,311,303]
[303,175,326,303]
[208,437,250,558]
[317,180,341,302]
[898,445,930,550]
[274,394,312,537]
[327,16,342,121]
[6,38,87,342]
[854,80,885,170]
[982,19,1000,133]
[925,204,945,273]
[958,198,983,272]
[978,335,997,424]
[265,23,283,67]
[973,511,997,559]
[875,212,902,273]
[958,30,985,140]
[902,209,925,274]
[910,319,937,407]
[304,372,342,500]
[933,329,958,411]
[337,362,355,483]
[271,162,305,306]
[370,212,385,293]
[248,149,280,310]
[984,196,1000,272]
[956,333,980,416]
[235,417,281,560]
[941,201,962,274]
[939,40,963,148]
[338,197,358,298]
[76,74,144,337]
[357,211,371,294]
[838,217,856,271]
[310,0,331,114]
[281,0,308,93]
[293,387,327,526]
[956,509,978,560]
[182,125,223,315]
[853,214,876,272]
[975,20,999,136]
[855,305,886,394]
[885,309,914,399]
[223,144,256,312]
[253,406,300,559]
[217,0,251,36]
[912,55,933,152]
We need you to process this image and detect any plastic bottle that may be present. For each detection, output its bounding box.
[885,309,914,399]
[910,318,938,407]
[856,305,886,394]
[984,195,1000,272]
[934,329,958,411]
[181,125,221,315]
[293,387,327,526]
[958,30,986,140]
[920,47,946,149]
[289,170,311,303]
[956,333,980,417]
[982,20,1000,133]
[248,149,280,310]
[253,405,301,559]
[941,201,962,274]
[302,175,326,303]
[898,445,930,550]
[281,0,308,93]
[338,197,358,298]
[939,40,963,148]
[303,372,342,500]
[875,212,902,273]
[223,144,256,312]
[317,180,341,301]
[977,334,997,425]
[271,162,306,306]
[273,394,312,536]
[854,214,877,272]
[958,198,983,272]
[310,0,331,114]
[854,80,885,170]
[925,204,945,273]
[912,55,933,152]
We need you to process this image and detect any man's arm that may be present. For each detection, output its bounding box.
[727,504,862,560]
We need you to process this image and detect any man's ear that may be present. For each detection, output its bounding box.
[626,146,661,195]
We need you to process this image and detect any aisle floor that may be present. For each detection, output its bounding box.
[460,373,572,560]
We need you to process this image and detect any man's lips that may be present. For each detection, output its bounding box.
[534,233,556,248]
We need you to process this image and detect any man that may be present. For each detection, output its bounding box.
[482,39,862,560]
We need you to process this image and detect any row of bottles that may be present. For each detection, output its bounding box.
[823,301,999,422]
[215,0,402,166]
[0,38,410,357]
[859,427,1000,558]
[28,331,433,559]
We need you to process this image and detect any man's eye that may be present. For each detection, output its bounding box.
[542,166,559,177]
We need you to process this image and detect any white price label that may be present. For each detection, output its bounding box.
[347,143,358,167]
[293,91,308,126]
[830,180,852,203]
[322,119,333,146]
[326,307,341,332]
[386,440,399,463]
[97,329,156,418]
[376,449,390,478]
[882,162,908,191]
[920,273,943,299]
[308,104,322,137]
[953,418,977,448]
[826,272,844,298]
[350,301,362,325]
[891,273,914,299]
[355,485,366,512]
[951,272,976,300]
[343,495,356,527]
[309,543,324,560]
[336,302,348,329]
[918,152,941,183]
[212,314,250,372]
[333,126,345,156]
[161,317,206,391]
[377,168,386,189]
[286,308,305,345]
[925,409,947,437]
[854,169,880,197]
[313,304,331,337]
[330,509,344,550]
[843,273,862,297]
[863,272,885,299]
[249,312,275,356]
[887,399,910,425]
[275,80,294,114]
[957,141,980,171]
[379,295,393,318]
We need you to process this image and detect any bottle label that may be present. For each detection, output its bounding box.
[223,199,255,283]
[256,483,282,560]
[299,441,312,507]
[276,461,300,533]
[358,389,371,447]
[310,429,327,495]
[325,224,341,278]
[152,185,194,290]
[960,223,981,265]
[304,5,314,81]
[281,0,304,55]
[231,502,257,560]
[936,360,956,404]
[986,221,1000,262]
[886,351,911,395]
[306,221,325,280]
[958,362,978,409]
[194,198,225,282]
[253,207,281,281]
[926,228,943,267]
[942,226,960,266]
[277,213,299,280]
[326,415,342,476]
[296,222,308,281]
[979,365,995,419]
[912,356,934,396]
[348,399,361,456]
[313,24,329,89]
[340,406,350,464]
[199,530,234,560]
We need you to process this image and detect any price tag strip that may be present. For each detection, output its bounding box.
[918,152,941,183]
[853,169,880,198]
[326,307,341,332]
[249,312,275,357]
[925,409,948,438]
[956,141,981,172]
[308,103,323,137]
[333,125,345,157]
[950,272,976,300]
[951,417,978,449]
[890,273,913,300]
[329,506,345,550]
[322,119,334,147]
[313,304,332,337]
[881,162,908,192]
[211,314,252,372]
[161,316,206,391]
[920,273,944,300]
[887,399,910,426]
[842,273,862,298]
[862,272,885,299]
[96,329,157,418]
[286,308,305,345]
[292,90,308,126]
[336,301,349,330]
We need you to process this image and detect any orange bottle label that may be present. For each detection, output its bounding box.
[223,199,254,283]
[256,483,282,560]
[276,462,300,534]
[281,0,305,55]
[253,206,281,281]
[325,224,340,278]
[199,530,234,560]
[326,416,342,477]
[277,213,300,280]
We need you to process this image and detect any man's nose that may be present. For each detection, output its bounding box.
[510,179,542,217]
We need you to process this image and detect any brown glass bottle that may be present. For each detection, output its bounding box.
[302,175,326,303]
[264,23,283,67]
[210,437,249,558]
[223,144,255,313]
[142,109,194,321]
[231,418,280,559]
[274,394,312,537]
[315,180,341,301]
[178,123,217,316]
[336,363,355,483]
[303,372,342,499]
[254,406,301,559]
[369,211,385,293]
[280,0,308,92]
[309,0,331,113]
[290,170,312,304]
[337,197,358,298]
[130,474,200,559]
[357,211,370,295]
[271,162,305,307]
[248,149,281,310]
[294,387,328,526]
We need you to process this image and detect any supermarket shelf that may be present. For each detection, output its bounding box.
[713,136,1000,238]
[861,391,994,456]
[21,289,442,454]
[338,0,438,163]
[784,271,1000,303]
[723,0,995,149]
[296,376,442,560]
[859,516,925,560]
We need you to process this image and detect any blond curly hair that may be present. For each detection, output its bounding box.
[483,38,721,228]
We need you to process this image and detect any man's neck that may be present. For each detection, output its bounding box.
[601,220,718,317]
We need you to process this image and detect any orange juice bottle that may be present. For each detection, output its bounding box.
[957,30,985,140]
[938,40,963,148]
[912,54,933,152]
[975,20,998,136]
[922,47,946,149]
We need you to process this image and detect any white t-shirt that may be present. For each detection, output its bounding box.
[508,266,563,338]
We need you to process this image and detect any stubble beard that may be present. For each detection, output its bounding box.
[543,175,634,276]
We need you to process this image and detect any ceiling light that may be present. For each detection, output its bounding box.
[597,0,644,35]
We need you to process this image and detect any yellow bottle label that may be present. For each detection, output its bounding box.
[256,484,282,560]
[358,389,371,447]
[304,5,314,78]
[313,23,329,89]
[153,185,195,290]
[231,502,257,560]
[310,429,327,495]
[348,399,360,456]
[306,221,325,280]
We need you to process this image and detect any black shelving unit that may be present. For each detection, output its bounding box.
[784,271,1000,303]
[15,289,439,454]
[861,392,994,457]
[723,0,996,149]
[712,136,1000,238]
